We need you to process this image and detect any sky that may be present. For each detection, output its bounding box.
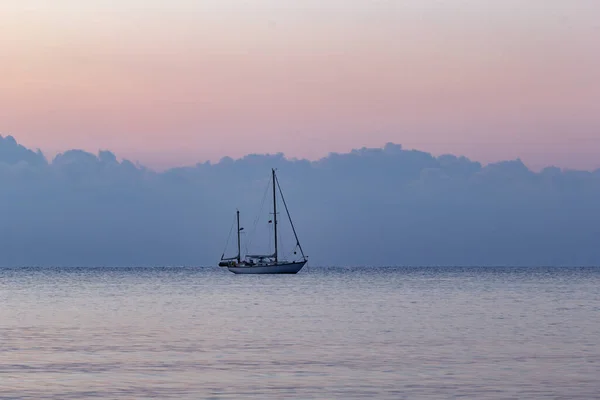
[1,0,599,170]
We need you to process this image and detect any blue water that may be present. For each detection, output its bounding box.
[1,266,599,399]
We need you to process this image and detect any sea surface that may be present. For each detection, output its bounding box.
[1,266,599,399]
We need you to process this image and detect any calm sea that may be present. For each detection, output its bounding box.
[1,266,599,399]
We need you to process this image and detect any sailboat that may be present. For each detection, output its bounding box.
[218,169,307,274]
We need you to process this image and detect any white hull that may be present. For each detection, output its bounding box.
[227,261,306,274]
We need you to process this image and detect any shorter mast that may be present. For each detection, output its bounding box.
[272,168,278,263]
[236,210,241,264]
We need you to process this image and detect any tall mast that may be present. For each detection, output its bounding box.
[236,210,241,263]
[272,168,278,263]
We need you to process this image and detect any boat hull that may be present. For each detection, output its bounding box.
[227,261,306,274]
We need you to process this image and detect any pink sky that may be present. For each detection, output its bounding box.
[1,0,599,170]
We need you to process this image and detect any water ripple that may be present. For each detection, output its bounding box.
[1,266,599,399]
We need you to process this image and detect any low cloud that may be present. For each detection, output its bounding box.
[0,135,599,267]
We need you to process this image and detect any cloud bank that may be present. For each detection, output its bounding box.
[0,135,599,267]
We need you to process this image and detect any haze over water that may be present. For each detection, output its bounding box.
[2,266,599,399]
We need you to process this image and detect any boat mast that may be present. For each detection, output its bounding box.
[272,168,278,263]
[236,209,241,264]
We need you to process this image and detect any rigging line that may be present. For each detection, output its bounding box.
[282,243,299,261]
[268,219,273,255]
[275,175,306,260]
[277,227,284,260]
[245,175,272,252]
[221,213,237,259]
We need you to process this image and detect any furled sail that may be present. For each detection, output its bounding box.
[246,252,276,259]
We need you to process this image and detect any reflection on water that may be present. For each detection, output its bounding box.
[1,266,599,399]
